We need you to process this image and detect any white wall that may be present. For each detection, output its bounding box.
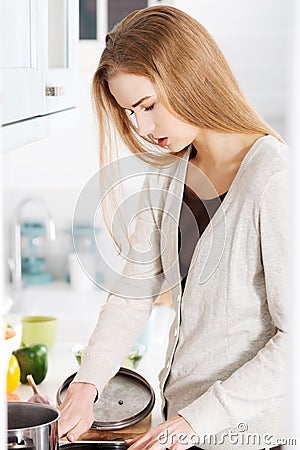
[175,0,294,137]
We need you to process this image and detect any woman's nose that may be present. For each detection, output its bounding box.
[136,116,155,137]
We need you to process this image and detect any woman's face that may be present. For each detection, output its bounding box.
[108,72,200,153]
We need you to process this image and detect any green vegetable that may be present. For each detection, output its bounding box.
[122,349,143,370]
[13,344,48,385]
[128,349,143,364]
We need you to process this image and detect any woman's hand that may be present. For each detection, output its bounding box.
[126,415,195,449]
[58,382,97,442]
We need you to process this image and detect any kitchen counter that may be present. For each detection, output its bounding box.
[10,282,175,428]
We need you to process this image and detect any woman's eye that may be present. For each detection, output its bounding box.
[144,104,154,112]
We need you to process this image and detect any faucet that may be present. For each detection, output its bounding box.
[9,198,56,291]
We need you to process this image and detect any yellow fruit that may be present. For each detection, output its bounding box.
[6,354,21,393]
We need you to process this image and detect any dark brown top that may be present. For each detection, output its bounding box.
[178,151,227,291]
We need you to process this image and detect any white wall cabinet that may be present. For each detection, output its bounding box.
[46,0,78,115]
[1,0,44,125]
[0,0,78,151]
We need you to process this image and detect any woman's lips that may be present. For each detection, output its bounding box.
[157,137,168,147]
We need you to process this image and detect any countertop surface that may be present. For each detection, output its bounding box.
[8,282,175,428]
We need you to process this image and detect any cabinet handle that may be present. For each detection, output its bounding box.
[46,86,65,97]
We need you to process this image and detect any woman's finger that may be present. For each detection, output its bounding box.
[128,433,164,450]
[124,435,143,445]
[64,417,93,442]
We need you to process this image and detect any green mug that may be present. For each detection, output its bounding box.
[21,316,58,350]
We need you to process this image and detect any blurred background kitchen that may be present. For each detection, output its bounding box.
[1,0,300,447]
[1,0,296,299]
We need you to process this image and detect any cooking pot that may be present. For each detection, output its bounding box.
[7,402,59,450]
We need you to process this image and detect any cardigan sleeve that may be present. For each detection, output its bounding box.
[178,169,288,441]
[73,175,165,394]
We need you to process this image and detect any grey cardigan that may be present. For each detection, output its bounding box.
[75,135,288,449]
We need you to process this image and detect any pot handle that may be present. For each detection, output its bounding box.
[7,436,35,449]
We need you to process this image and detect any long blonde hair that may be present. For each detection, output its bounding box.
[92,5,282,247]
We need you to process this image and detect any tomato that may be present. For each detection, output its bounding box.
[6,354,21,393]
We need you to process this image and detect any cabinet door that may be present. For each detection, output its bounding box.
[45,0,78,114]
[0,0,44,125]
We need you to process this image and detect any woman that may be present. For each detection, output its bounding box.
[59,6,287,449]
